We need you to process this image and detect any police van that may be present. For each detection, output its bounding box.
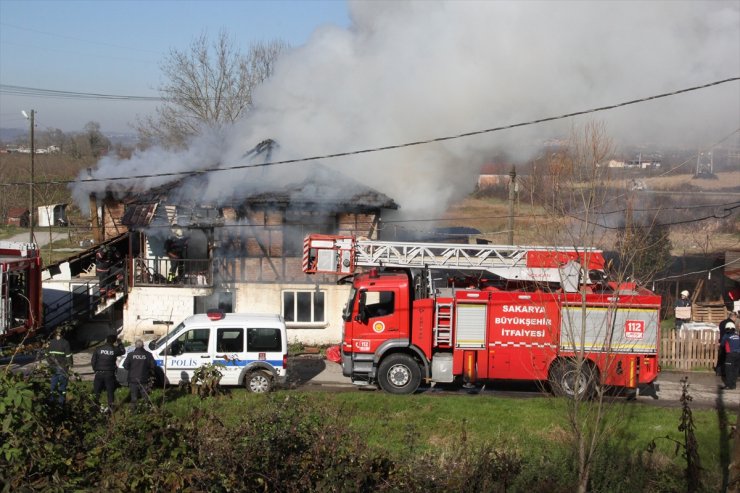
[117,310,287,393]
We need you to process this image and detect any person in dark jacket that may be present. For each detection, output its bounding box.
[123,339,156,409]
[716,312,738,376]
[95,244,122,299]
[720,322,740,390]
[47,327,73,405]
[91,334,125,412]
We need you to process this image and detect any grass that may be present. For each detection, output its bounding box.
[118,384,732,486]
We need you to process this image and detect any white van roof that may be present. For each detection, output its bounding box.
[182,312,285,327]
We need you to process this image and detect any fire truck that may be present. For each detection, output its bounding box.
[303,234,661,398]
[0,241,43,340]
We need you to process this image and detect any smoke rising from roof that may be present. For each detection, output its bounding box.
[75,1,740,217]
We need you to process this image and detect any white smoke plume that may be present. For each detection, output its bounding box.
[75,0,740,217]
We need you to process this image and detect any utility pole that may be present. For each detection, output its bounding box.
[507,166,516,245]
[23,110,35,243]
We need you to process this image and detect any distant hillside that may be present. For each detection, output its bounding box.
[0,128,26,143]
[1,127,138,147]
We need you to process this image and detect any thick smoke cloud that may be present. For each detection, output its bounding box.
[75,0,740,217]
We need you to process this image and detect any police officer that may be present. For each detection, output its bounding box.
[123,339,156,410]
[720,322,740,390]
[91,334,125,412]
[47,327,73,405]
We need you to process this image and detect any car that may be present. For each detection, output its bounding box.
[116,310,287,393]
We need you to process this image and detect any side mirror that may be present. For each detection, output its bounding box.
[148,340,156,350]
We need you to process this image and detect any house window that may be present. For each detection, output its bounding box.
[282,290,326,325]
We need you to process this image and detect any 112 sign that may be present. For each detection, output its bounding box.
[624,320,645,339]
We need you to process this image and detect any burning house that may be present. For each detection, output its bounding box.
[90,162,398,344]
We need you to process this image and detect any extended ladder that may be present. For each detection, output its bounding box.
[303,235,605,290]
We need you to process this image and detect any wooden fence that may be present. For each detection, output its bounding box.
[660,329,719,371]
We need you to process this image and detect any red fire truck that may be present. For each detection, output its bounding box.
[0,241,43,340]
[303,234,661,398]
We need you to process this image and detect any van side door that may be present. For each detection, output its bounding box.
[246,327,285,377]
[163,327,211,384]
[215,327,245,385]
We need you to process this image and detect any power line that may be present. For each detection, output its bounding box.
[652,257,740,283]
[0,22,160,54]
[567,203,740,229]
[0,84,160,102]
[2,76,739,187]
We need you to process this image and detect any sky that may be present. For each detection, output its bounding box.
[0,0,351,133]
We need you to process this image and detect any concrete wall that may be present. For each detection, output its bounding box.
[122,286,203,341]
[233,282,351,345]
[122,281,351,345]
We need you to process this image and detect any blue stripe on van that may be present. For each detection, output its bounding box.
[154,359,283,368]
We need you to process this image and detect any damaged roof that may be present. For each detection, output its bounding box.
[117,164,398,228]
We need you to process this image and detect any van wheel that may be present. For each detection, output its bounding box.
[550,359,597,400]
[245,371,272,393]
[377,354,421,395]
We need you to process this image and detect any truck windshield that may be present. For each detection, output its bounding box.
[342,286,357,322]
[152,321,185,350]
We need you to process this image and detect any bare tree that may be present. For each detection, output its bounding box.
[526,122,670,492]
[137,31,288,149]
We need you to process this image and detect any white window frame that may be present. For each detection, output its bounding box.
[282,289,328,328]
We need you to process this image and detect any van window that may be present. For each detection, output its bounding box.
[247,328,282,352]
[217,328,244,353]
[173,328,210,353]
[154,321,185,350]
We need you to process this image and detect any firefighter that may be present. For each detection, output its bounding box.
[123,339,156,410]
[95,244,122,298]
[716,312,739,376]
[165,226,188,282]
[720,322,740,390]
[675,290,691,330]
[47,327,73,405]
[91,334,125,412]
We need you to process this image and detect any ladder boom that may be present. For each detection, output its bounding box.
[303,234,605,290]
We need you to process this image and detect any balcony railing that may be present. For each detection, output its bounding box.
[133,257,212,287]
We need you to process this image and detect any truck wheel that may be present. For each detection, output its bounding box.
[245,371,272,393]
[550,359,596,400]
[377,354,421,395]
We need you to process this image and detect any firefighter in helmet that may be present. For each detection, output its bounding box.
[716,312,739,377]
[96,243,122,298]
[165,225,188,282]
[46,326,73,405]
[720,321,740,390]
[675,290,691,330]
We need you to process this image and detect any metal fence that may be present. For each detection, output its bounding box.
[660,329,719,371]
[132,257,212,287]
